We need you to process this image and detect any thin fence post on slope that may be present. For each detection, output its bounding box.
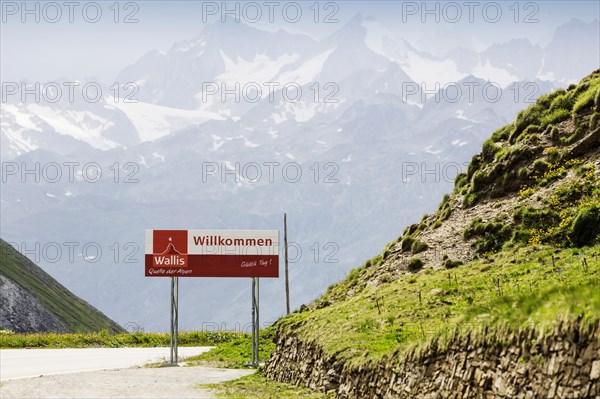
[284,213,290,315]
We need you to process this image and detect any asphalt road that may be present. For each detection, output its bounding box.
[0,346,212,380]
[0,366,255,398]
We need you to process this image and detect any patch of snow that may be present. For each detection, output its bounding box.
[276,48,336,86]
[211,134,225,151]
[471,60,519,88]
[27,104,120,150]
[238,135,259,148]
[406,99,424,108]
[386,49,464,89]
[266,128,278,137]
[271,112,287,124]
[424,146,442,155]
[111,100,222,142]
[152,152,165,162]
[362,19,390,57]
[3,104,42,131]
[2,128,39,154]
[456,110,478,123]
[217,51,299,86]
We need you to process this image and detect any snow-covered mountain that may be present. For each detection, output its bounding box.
[1,15,597,331]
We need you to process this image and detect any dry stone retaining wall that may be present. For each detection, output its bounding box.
[265,319,600,398]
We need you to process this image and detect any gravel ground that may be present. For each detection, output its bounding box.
[0,366,254,398]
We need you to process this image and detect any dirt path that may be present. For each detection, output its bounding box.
[0,366,254,398]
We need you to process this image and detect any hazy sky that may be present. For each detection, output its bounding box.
[1,1,598,83]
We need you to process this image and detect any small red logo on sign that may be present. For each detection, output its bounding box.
[153,230,188,267]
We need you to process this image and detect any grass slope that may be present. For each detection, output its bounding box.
[203,371,329,399]
[0,330,240,348]
[272,70,600,367]
[279,245,599,366]
[0,239,124,333]
[184,330,276,369]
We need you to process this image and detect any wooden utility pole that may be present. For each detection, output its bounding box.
[284,213,290,314]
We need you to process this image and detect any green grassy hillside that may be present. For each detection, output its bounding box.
[272,70,600,368]
[0,239,124,333]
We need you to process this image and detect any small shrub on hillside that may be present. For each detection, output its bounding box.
[454,173,468,189]
[591,112,599,130]
[490,126,510,142]
[463,192,478,208]
[443,258,464,269]
[549,92,573,112]
[543,146,560,163]
[569,204,600,247]
[482,139,501,162]
[513,207,560,229]
[407,258,424,272]
[401,236,416,252]
[521,125,541,138]
[512,103,544,142]
[560,128,585,145]
[466,155,482,179]
[403,224,420,237]
[411,239,429,254]
[470,170,486,192]
[540,108,570,129]
[554,178,595,204]
[439,205,452,222]
[573,85,600,114]
[346,267,362,287]
[464,217,512,254]
[532,159,549,175]
[520,133,541,146]
[436,196,452,223]
[550,126,561,142]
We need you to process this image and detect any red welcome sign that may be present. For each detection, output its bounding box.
[145,230,279,278]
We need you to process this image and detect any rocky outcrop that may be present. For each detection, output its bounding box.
[266,318,600,398]
[0,275,68,333]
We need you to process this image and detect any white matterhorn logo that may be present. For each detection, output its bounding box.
[153,237,188,267]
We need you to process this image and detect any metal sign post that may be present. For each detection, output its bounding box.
[284,213,290,315]
[169,276,179,364]
[256,277,259,364]
[249,277,260,367]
